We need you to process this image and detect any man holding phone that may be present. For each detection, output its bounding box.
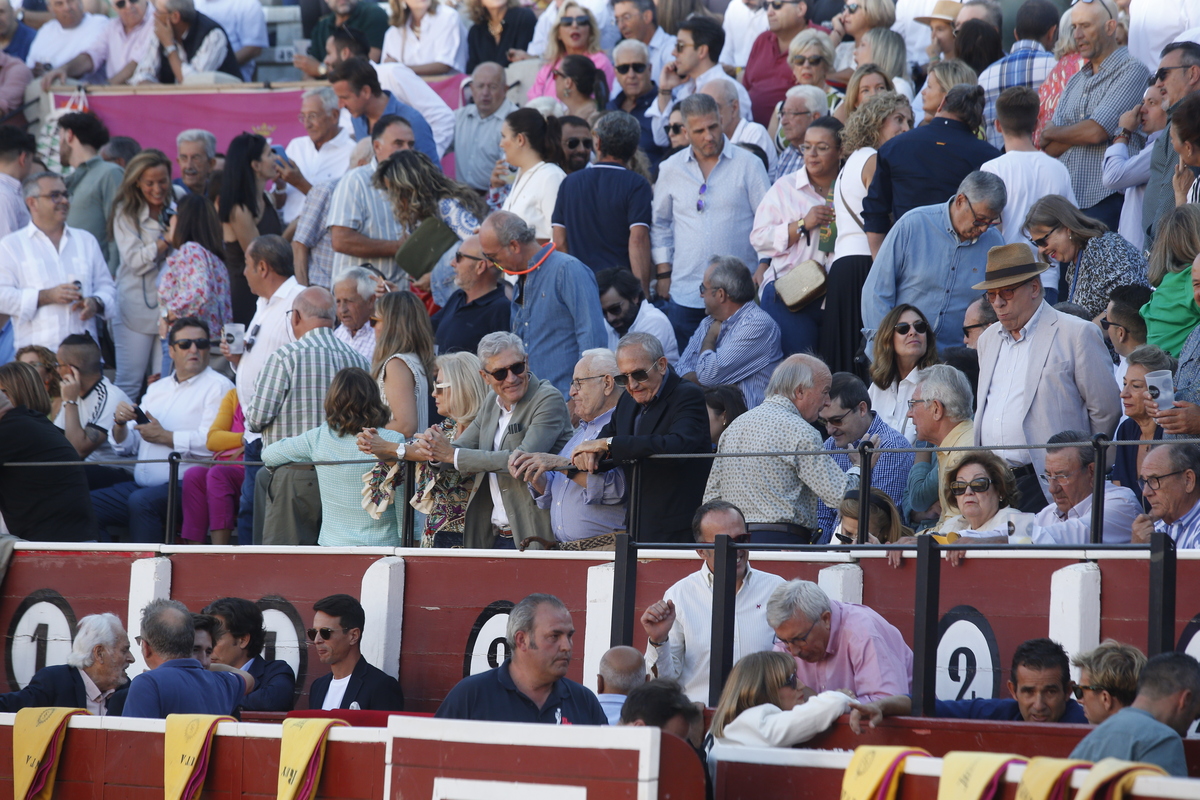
[90,316,232,543]
[53,332,134,488]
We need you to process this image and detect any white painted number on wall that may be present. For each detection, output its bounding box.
[11,601,73,688]
[936,606,1001,702]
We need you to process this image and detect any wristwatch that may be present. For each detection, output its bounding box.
[163,44,178,57]
[605,436,613,451]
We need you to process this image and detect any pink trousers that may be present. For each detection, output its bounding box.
[181,464,246,542]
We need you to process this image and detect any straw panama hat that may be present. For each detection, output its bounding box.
[972,243,1050,291]
[916,0,963,26]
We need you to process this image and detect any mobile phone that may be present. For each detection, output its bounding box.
[271,144,287,160]
[133,406,151,425]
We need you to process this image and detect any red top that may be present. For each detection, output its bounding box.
[743,29,796,126]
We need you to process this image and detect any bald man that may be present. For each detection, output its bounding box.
[596,645,648,724]
[700,78,776,175]
[245,284,370,545]
[454,62,518,191]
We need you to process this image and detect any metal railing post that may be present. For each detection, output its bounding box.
[709,534,737,708]
[402,461,417,548]
[911,535,940,716]
[1090,434,1109,545]
[627,460,642,543]
[857,441,874,544]
[611,533,638,648]
[164,451,181,545]
[1148,531,1177,656]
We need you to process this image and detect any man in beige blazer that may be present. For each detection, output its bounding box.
[973,244,1121,512]
[419,331,573,549]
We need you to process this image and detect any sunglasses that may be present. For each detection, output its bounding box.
[1099,317,1124,331]
[455,250,484,262]
[963,322,987,336]
[614,365,657,386]
[1072,684,1107,700]
[666,122,686,135]
[697,182,707,213]
[114,0,138,8]
[985,278,1033,303]
[484,360,527,381]
[171,338,211,350]
[894,320,928,336]
[566,137,593,150]
[1029,225,1059,248]
[819,409,853,426]
[615,62,648,74]
[560,14,590,26]
[784,672,799,689]
[767,0,802,7]
[433,382,452,395]
[950,477,993,496]
[306,627,349,641]
[791,55,825,66]
[844,2,860,11]
[1070,0,1112,19]
[1151,65,1189,86]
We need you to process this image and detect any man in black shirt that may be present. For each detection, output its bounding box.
[0,363,95,541]
[431,234,510,356]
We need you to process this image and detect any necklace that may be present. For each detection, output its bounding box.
[501,242,556,276]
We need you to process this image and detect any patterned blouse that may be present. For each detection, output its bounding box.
[1035,53,1084,148]
[158,242,233,339]
[415,418,477,545]
[1064,231,1149,320]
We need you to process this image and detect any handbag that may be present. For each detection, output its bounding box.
[773,259,827,312]
[394,215,460,280]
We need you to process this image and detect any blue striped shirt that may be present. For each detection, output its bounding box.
[675,301,782,408]
[816,412,915,540]
[979,41,1055,150]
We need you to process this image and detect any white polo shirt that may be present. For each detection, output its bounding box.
[281,126,356,224]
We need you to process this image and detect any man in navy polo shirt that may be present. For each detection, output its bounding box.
[436,593,607,724]
[123,599,254,718]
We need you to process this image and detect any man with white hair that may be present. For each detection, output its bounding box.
[768,579,912,701]
[510,349,626,547]
[903,364,976,529]
[700,78,776,176]
[773,85,826,182]
[175,129,217,196]
[331,266,377,359]
[276,86,356,225]
[0,613,134,715]
[130,0,242,84]
[454,61,516,191]
[609,39,667,170]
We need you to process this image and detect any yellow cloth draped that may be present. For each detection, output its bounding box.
[1074,757,1168,800]
[842,746,932,800]
[1015,756,1092,800]
[13,707,87,800]
[937,751,1028,800]
[277,717,348,800]
[164,714,235,800]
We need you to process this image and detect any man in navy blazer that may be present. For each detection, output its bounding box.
[204,597,297,712]
[307,594,404,711]
[0,613,134,716]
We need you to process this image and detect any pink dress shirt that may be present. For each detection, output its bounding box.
[775,599,913,702]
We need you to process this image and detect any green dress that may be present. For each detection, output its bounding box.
[1142,268,1200,358]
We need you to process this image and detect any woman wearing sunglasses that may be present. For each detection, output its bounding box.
[827,0,895,83]
[1023,194,1148,321]
[706,651,850,755]
[935,451,1034,541]
[833,487,911,544]
[526,3,614,102]
[868,304,938,443]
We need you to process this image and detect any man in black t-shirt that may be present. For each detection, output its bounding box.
[431,234,510,356]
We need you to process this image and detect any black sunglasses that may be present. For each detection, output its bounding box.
[1099,317,1124,331]
[963,322,987,336]
[614,366,657,386]
[1030,225,1059,249]
[1151,65,1190,86]
[566,137,593,150]
[1072,684,1107,699]
[894,320,928,335]
[950,477,993,496]
[615,62,648,74]
[171,338,211,350]
[485,360,527,381]
[114,0,138,8]
[559,14,591,26]
[665,122,685,135]
[306,627,349,641]
[455,250,484,262]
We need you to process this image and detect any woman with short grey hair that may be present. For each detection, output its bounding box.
[1112,344,1177,503]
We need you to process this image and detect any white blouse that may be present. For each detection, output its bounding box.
[380,6,466,72]
[501,160,567,241]
[833,146,875,260]
[868,368,921,443]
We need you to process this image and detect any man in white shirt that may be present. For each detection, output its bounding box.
[648,16,752,148]
[24,0,107,74]
[193,0,266,80]
[719,0,768,71]
[1127,0,1200,73]
[332,265,376,361]
[641,500,785,704]
[55,332,134,483]
[701,78,776,175]
[38,0,154,86]
[91,316,232,543]
[275,85,355,225]
[454,61,516,191]
[0,171,117,352]
[217,234,303,544]
[613,0,675,82]
[597,267,678,364]
[0,128,34,363]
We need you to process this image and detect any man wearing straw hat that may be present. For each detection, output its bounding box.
[915,0,962,65]
[972,242,1120,512]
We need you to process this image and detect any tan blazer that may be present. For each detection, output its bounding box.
[452,374,573,549]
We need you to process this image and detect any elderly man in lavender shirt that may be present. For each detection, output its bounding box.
[767,579,912,701]
[511,349,626,547]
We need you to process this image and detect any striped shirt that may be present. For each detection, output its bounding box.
[326,162,409,284]
[293,179,339,290]
[817,412,914,538]
[771,144,803,184]
[1155,495,1200,550]
[244,326,370,445]
[675,301,782,409]
[979,40,1055,150]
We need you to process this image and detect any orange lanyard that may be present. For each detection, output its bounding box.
[500,242,556,276]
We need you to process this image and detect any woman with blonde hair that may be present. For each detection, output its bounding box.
[789,29,843,113]
[854,27,912,101]
[371,290,436,438]
[109,149,175,401]
[707,651,850,749]
[0,360,52,416]
[828,0,896,78]
[15,346,62,419]
[526,3,614,101]
[1142,205,1200,357]
[832,63,894,123]
[869,303,938,442]
[833,488,912,544]
[919,58,976,126]
[382,0,465,74]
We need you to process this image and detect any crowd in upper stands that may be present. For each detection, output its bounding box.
[3,0,1200,554]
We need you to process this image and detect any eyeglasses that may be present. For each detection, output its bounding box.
[171,338,211,350]
[1029,225,1060,248]
[780,109,813,119]
[950,477,993,496]
[1072,684,1107,700]
[455,250,484,262]
[963,195,1001,229]
[698,282,717,296]
[697,182,707,212]
[615,62,648,74]
[614,365,658,386]
[559,14,590,26]
[894,320,928,336]
[773,616,820,648]
[1099,317,1125,331]
[819,409,853,426]
[1040,467,1083,486]
[985,278,1033,303]
[790,55,825,66]
[297,111,330,124]
[1151,65,1190,86]
[673,40,696,53]
[484,360,527,381]
[768,0,802,7]
[566,137,593,150]
[433,382,452,395]
[799,142,835,155]
[844,3,860,11]
[666,122,686,135]
[1070,0,1113,19]
[569,375,607,390]
[306,627,349,642]
[906,398,934,410]
[1142,470,1185,491]
[114,0,138,8]
[963,322,987,337]
[39,190,70,202]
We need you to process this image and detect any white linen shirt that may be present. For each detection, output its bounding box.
[502,160,567,241]
[646,63,753,148]
[979,301,1046,466]
[381,7,465,72]
[980,149,1074,289]
[868,368,921,444]
[112,366,233,486]
[1128,0,1200,73]
[194,0,268,81]
[83,12,156,79]
[605,300,679,364]
[233,276,303,443]
[731,117,776,175]
[281,126,356,224]
[719,0,768,68]
[454,395,515,529]
[0,223,118,351]
[374,60,456,157]
[1028,482,1140,544]
[25,14,108,69]
[645,564,786,703]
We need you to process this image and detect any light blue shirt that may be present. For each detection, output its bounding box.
[533,406,626,541]
[651,139,770,310]
[350,91,440,165]
[676,301,781,408]
[1070,707,1188,777]
[1154,495,1200,550]
[861,200,1004,350]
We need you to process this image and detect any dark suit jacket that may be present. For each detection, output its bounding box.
[308,656,404,711]
[240,658,296,712]
[0,664,126,715]
[599,368,711,542]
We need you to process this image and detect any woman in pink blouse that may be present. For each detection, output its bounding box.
[158,194,233,372]
[526,4,614,102]
[1035,10,1085,148]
